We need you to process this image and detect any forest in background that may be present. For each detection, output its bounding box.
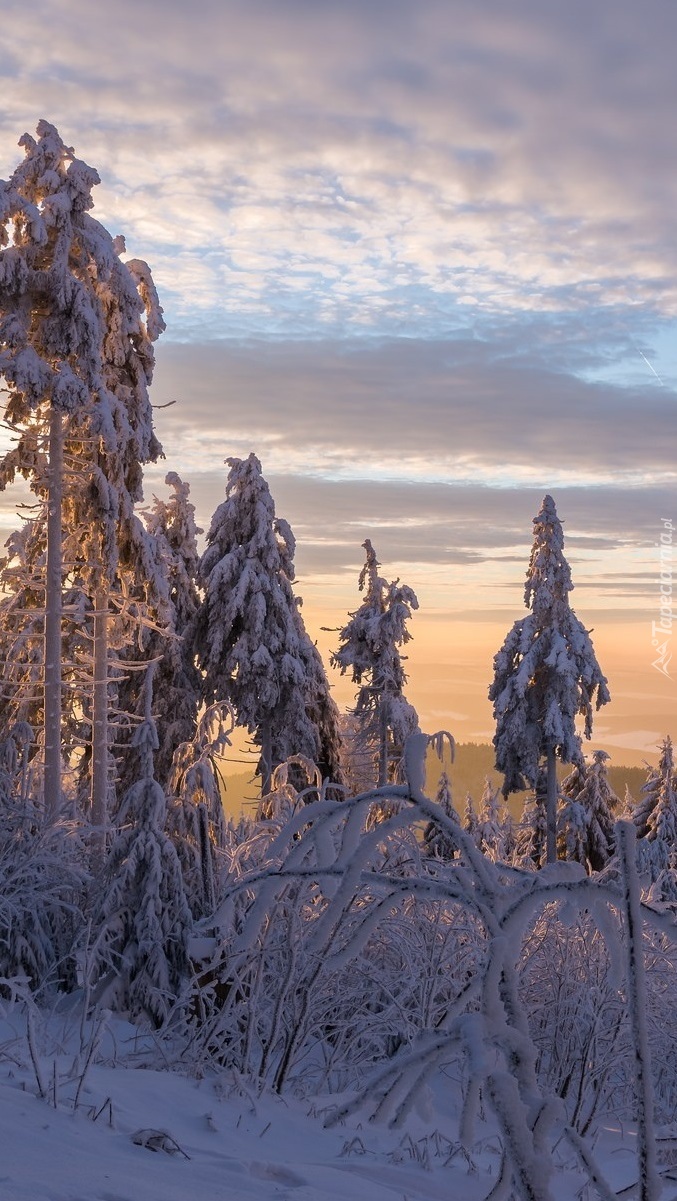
[223,742,649,822]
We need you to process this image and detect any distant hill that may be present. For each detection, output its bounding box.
[428,741,647,821]
[220,767,261,820]
[219,741,649,822]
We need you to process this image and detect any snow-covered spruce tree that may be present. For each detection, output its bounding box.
[273,512,343,787]
[165,705,233,919]
[337,712,375,796]
[636,739,677,883]
[648,844,677,907]
[194,454,338,796]
[0,121,104,818]
[0,121,166,839]
[645,756,677,846]
[92,675,192,1026]
[475,776,509,862]
[557,762,588,865]
[489,495,610,864]
[62,247,167,853]
[558,751,619,872]
[332,539,419,788]
[633,736,674,841]
[296,618,343,786]
[116,472,203,797]
[463,791,479,842]
[423,770,461,859]
[515,768,548,868]
[0,523,52,745]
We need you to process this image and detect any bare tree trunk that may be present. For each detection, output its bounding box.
[545,744,557,864]
[43,405,63,823]
[617,822,660,1201]
[91,585,109,866]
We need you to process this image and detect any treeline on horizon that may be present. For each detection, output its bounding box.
[222,742,648,822]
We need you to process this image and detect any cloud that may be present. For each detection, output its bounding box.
[2,0,677,338]
[149,336,677,484]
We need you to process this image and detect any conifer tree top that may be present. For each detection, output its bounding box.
[524,494,573,621]
[1,120,165,433]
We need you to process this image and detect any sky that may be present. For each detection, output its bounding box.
[1,0,676,766]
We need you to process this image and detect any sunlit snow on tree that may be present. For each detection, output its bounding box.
[489,495,610,864]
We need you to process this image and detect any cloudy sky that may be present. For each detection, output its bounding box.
[1,0,675,764]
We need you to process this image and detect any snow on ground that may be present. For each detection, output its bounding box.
[0,1013,656,1201]
[0,1061,482,1201]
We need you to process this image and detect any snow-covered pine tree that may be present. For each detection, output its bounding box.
[165,705,232,919]
[194,454,331,795]
[65,247,166,856]
[562,750,618,872]
[116,472,203,797]
[646,758,677,847]
[557,762,588,865]
[335,713,371,796]
[463,792,479,843]
[476,776,508,862]
[272,513,343,788]
[632,737,674,840]
[637,739,677,882]
[515,767,548,868]
[0,121,106,818]
[0,121,166,842]
[0,524,52,746]
[423,770,461,859]
[93,674,192,1026]
[489,495,610,864]
[648,844,677,907]
[332,539,419,788]
[295,619,343,786]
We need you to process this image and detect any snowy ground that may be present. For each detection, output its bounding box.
[0,1013,660,1201]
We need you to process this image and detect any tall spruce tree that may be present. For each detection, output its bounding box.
[0,121,104,818]
[489,496,610,864]
[332,539,419,788]
[194,454,340,795]
[0,121,165,841]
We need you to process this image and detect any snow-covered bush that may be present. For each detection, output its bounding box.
[0,815,84,995]
[520,906,631,1133]
[181,736,677,1201]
